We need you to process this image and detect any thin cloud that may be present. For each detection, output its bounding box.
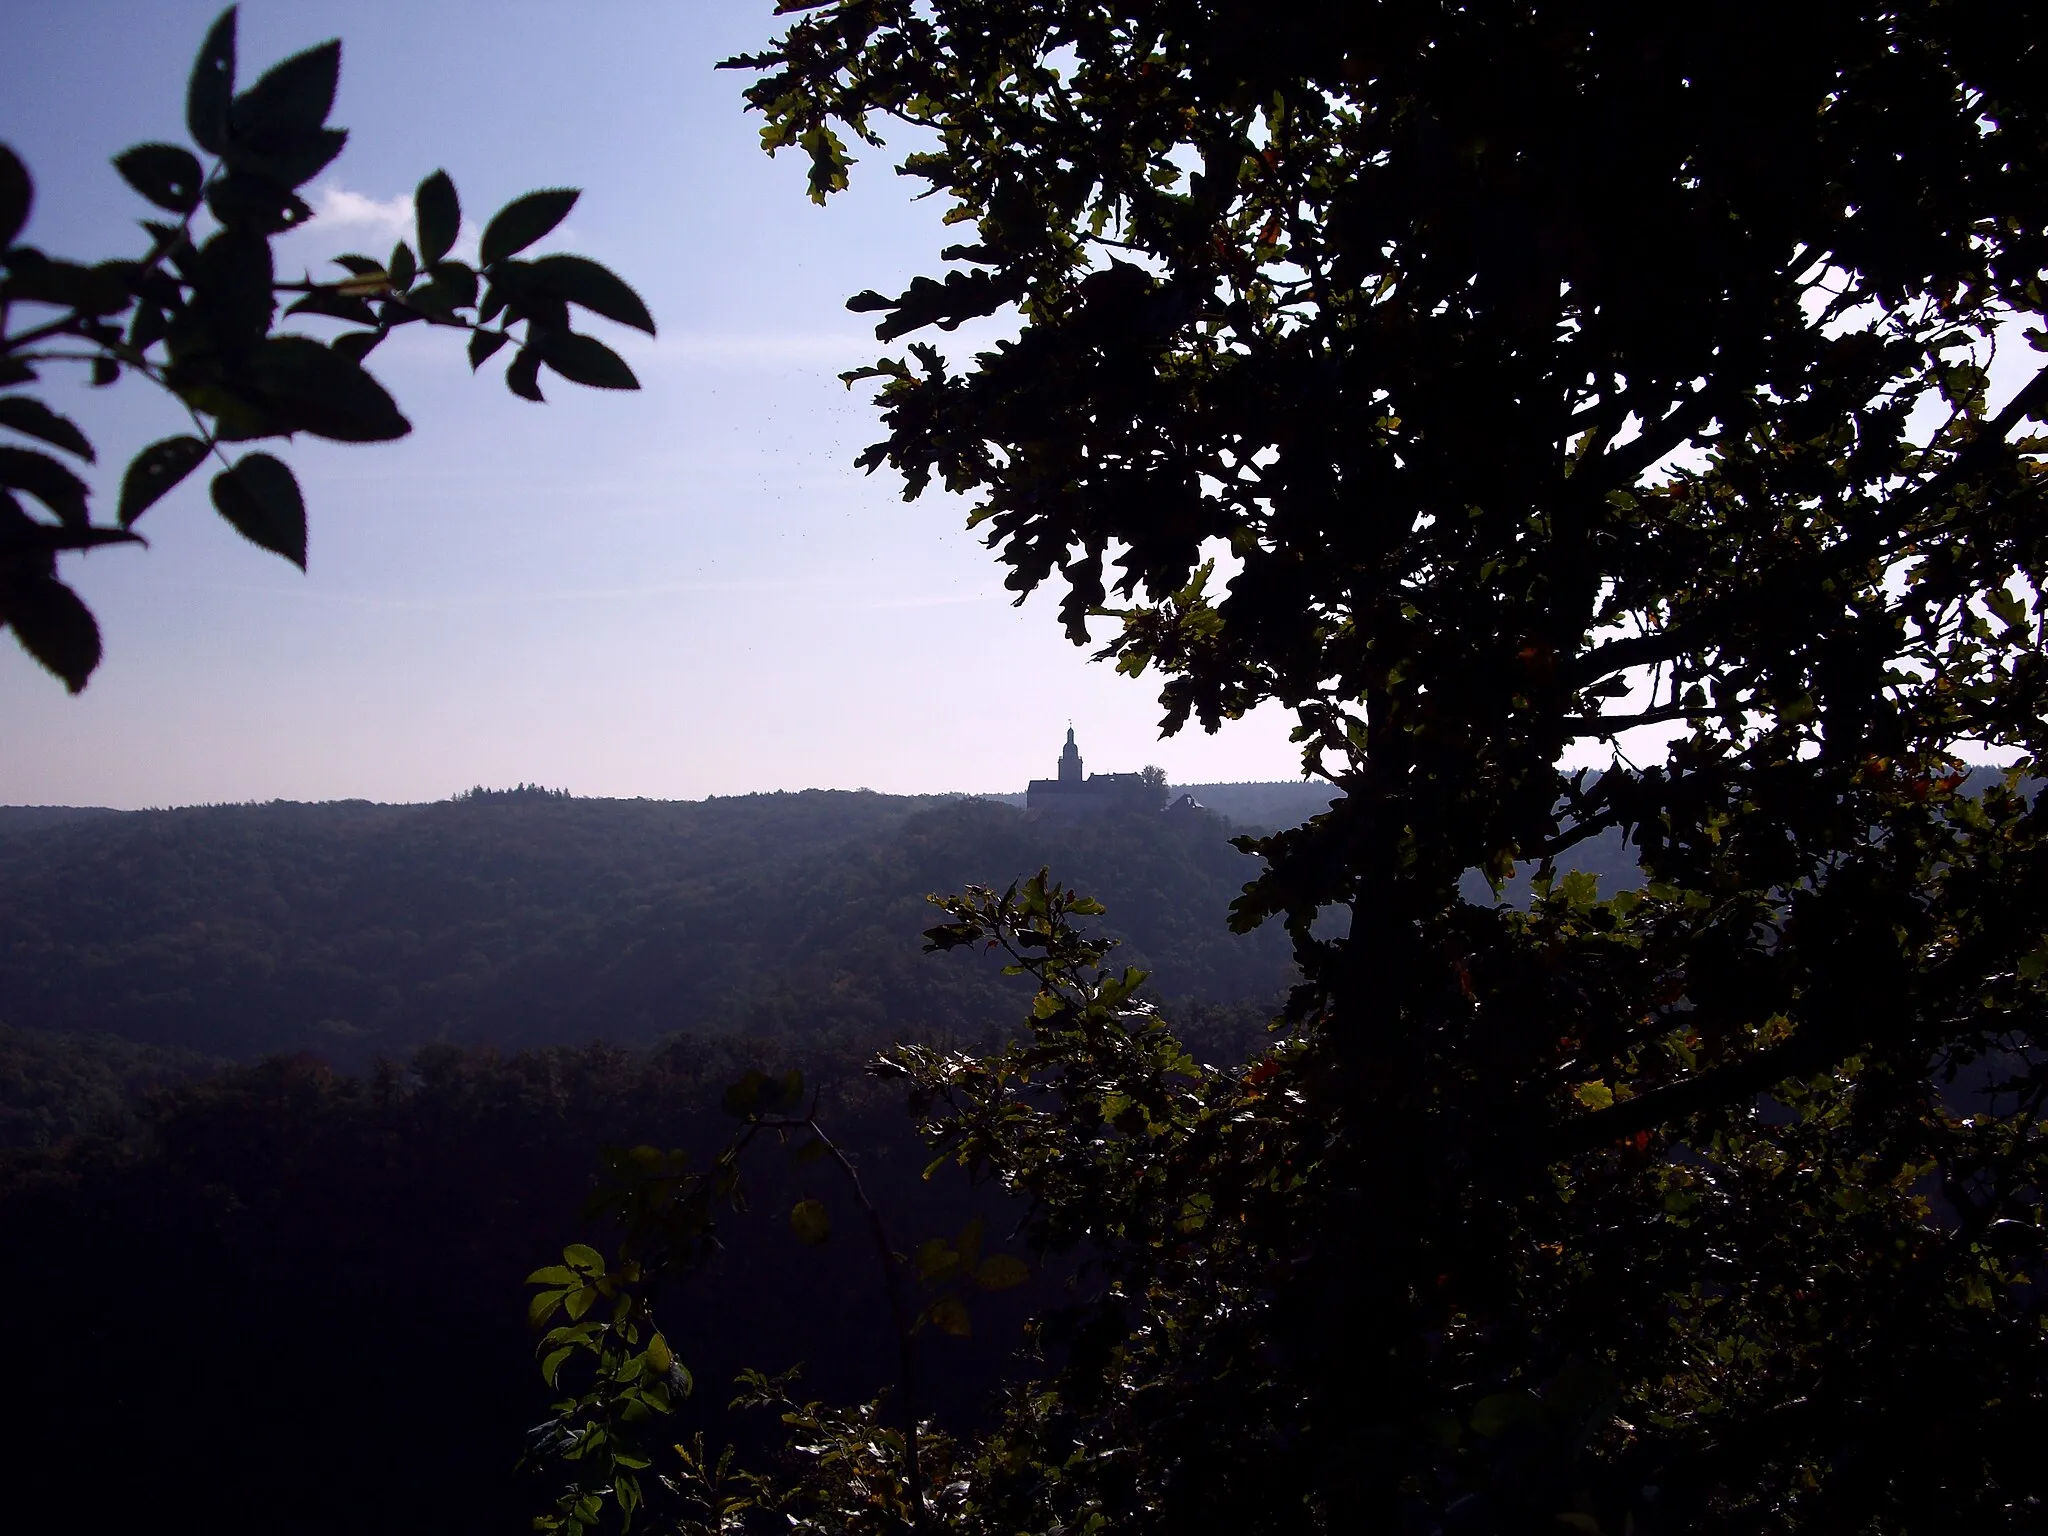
[283,182,484,267]
[310,184,413,237]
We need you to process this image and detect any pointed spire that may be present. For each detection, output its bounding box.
[1058,723,1083,783]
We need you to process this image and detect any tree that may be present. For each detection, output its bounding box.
[531,5,2048,1531]
[1,6,654,693]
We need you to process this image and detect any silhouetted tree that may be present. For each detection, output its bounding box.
[531,5,2048,1532]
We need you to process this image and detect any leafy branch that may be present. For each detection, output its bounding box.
[0,6,653,692]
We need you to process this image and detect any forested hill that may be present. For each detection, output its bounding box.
[0,791,1294,1063]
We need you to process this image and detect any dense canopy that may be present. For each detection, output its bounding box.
[569,5,2048,1530]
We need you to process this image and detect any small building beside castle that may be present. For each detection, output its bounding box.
[1026,727,1154,813]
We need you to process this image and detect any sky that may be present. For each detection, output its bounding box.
[0,0,1308,807]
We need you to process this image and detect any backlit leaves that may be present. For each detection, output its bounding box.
[536,330,637,391]
[0,145,30,248]
[118,436,209,527]
[185,8,236,155]
[3,8,648,691]
[524,255,655,335]
[0,569,100,693]
[414,169,459,267]
[0,448,88,525]
[480,188,578,268]
[210,452,304,567]
[113,144,204,214]
[0,397,92,461]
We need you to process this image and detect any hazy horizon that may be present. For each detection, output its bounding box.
[2,2,1308,807]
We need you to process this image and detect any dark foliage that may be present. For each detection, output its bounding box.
[509,4,2048,1531]
[0,1034,1061,1536]
[0,1022,220,1147]
[1,9,649,690]
[0,791,1292,1062]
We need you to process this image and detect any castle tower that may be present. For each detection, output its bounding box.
[1058,725,1083,783]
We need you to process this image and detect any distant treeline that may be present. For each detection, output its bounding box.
[0,791,1295,1064]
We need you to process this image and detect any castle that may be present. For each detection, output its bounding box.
[1025,727,1152,813]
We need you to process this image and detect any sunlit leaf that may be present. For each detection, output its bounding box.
[790,1198,830,1245]
[928,1294,971,1337]
[975,1254,1029,1291]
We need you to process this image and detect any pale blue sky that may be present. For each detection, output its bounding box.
[0,1,1304,806]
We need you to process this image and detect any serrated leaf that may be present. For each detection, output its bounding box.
[210,453,305,567]
[415,170,459,266]
[2,573,100,692]
[405,270,475,323]
[468,328,509,371]
[187,8,238,155]
[0,397,93,461]
[480,188,579,267]
[505,346,543,401]
[118,436,208,527]
[538,330,638,390]
[0,251,132,314]
[331,330,383,363]
[284,288,379,325]
[975,1254,1029,1291]
[128,301,169,351]
[184,226,275,344]
[244,336,409,443]
[524,255,655,335]
[113,144,204,214]
[0,447,89,525]
[0,144,30,249]
[229,39,339,144]
[204,171,315,234]
[790,1198,830,1245]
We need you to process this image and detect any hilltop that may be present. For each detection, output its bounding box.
[0,789,1295,1064]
